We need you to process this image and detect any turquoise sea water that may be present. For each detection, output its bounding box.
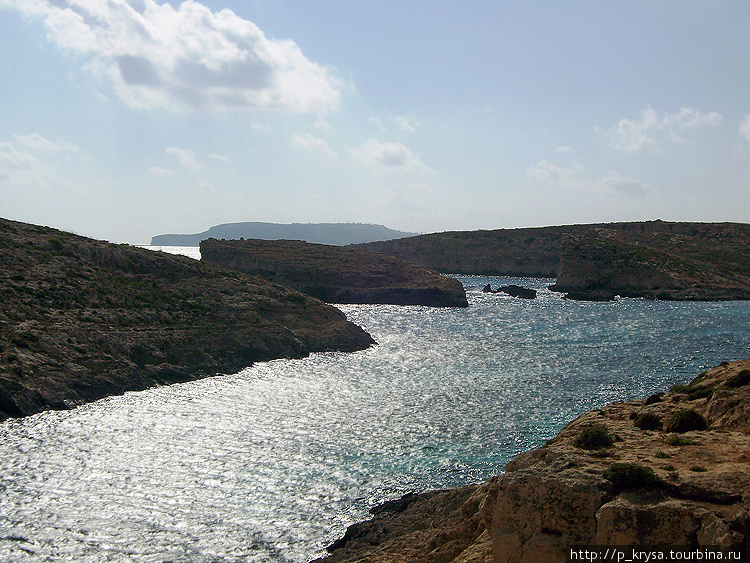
[1,276,749,562]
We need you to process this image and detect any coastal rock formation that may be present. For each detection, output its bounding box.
[200,238,468,307]
[0,218,375,420]
[482,284,537,299]
[359,221,750,301]
[319,360,750,563]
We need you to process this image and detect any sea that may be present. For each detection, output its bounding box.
[1,251,749,562]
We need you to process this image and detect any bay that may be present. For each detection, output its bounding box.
[1,277,748,562]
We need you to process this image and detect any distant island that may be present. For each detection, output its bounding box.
[0,218,374,420]
[359,220,750,301]
[151,222,419,246]
[200,238,468,307]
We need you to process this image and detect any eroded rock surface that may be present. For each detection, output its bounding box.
[200,238,468,307]
[360,221,750,301]
[319,360,750,562]
[0,218,375,420]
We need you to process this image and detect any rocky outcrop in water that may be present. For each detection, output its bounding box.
[482,284,537,299]
[359,221,750,301]
[200,238,468,308]
[318,360,750,562]
[0,218,375,420]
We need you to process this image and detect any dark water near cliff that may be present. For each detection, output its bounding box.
[1,276,749,562]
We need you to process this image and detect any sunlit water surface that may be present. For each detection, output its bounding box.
[1,277,749,562]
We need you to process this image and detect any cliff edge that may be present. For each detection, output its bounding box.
[0,218,375,420]
[317,359,750,562]
[200,238,468,308]
[360,221,750,301]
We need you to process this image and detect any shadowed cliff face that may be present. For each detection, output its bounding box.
[359,221,750,301]
[200,238,469,308]
[0,218,375,420]
[319,360,750,563]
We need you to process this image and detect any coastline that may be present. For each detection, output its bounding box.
[0,218,375,420]
[317,359,750,562]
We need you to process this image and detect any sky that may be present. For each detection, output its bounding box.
[0,0,748,244]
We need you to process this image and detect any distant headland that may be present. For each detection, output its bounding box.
[151,222,419,246]
[358,220,750,301]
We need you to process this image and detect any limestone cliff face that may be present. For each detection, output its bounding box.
[0,218,375,420]
[200,238,468,307]
[359,221,750,301]
[319,360,750,562]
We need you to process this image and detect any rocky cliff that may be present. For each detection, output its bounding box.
[359,221,750,301]
[0,218,375,420]
[200,238,468,307]
[317,360,750,562]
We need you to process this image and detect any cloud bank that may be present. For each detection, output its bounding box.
[607,106,722,152]
[347,139,436,175]
[3,0,341,112]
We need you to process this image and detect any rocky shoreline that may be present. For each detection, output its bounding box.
[316,360,750,562]
[359,221,750,301]
[200,238,468,307]
[0,218,375,420]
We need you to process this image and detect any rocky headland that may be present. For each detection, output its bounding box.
[316,359,750,562]
[359,221,750,301]
[200,238,468,308]
[0,218,375,420]
[151,221,418,246]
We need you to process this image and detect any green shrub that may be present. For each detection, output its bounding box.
[665,435,696,446]
[726,369,750,389]
[690,466,708,472]
[634,412,662,431]
[603,463,662,491]
[665,409,708,433]
[574,424,614,450]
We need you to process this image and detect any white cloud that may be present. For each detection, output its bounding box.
[601,173,651,198]
[393,115,420,133]
[606,106,723,152]
[347,138,436,174]
[527,160,650,199]
[526,160,583,186]
[740,115,750,148]
[290,133,337,158]
[166,147,201,169]
[5,0,341,112]
[148,165,174,176]
[208,153,231,162]
[13,133,79,153]
[556,145,572,153]
[0,142,36,171]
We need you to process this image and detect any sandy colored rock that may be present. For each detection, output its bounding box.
[320,360,750,562]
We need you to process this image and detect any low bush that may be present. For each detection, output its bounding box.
[665,435,696,446]
[603,463,662,491]
[665,409,708,433]
[634,412,662,431]
[574,424,614,450]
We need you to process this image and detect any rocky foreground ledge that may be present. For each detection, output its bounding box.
[200,238,468,307]
[316,360,750,562]
[0,218,374,420]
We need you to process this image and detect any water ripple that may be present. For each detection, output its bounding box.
[1,277,749,562]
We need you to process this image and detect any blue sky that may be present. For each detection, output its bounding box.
[1,0,748,244]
